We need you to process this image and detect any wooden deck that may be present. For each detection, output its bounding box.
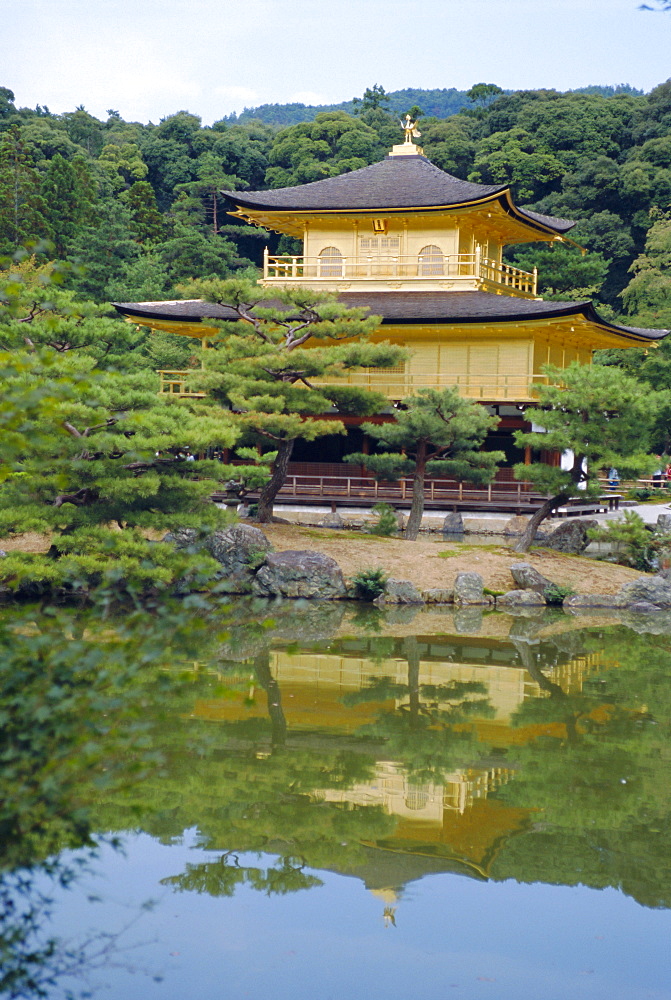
[212,472,620,517]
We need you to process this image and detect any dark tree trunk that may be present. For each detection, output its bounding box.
[404,637,421,729]
[257,438,294,523]
[514,492,569,553]
[512,639,579,745]
[405,449,427,541]
[254,650,287,748]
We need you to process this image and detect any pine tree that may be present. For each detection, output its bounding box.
[0,126,51,252]
[346,388,503,540]
[0,265,268,597]
[513,363,658,552]
[40,154,86,255]
[123,180,165,244]
[184,277,407,522]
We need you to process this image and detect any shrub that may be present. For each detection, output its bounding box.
[543,583,576,605]
[588,512,655,570]
[351,567,388,601]
[365,503,398,537]
[627,487,654,502]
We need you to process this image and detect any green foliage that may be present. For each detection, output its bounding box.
[351,566,389,599]
[0,260,277,597]
[0,348,249,596]
[265,111,383,188]
[181,277,404,520]
[507,241,609,299]
[621,210,671,328]
[365,503,398,537]
[352,84,391,114]
[0,127,51,253]
[543,583,576,605]
[587,510,657,570]
[469,126,565,202]
[627,486,656,501]
[514,363,657,499]
[232,87,492,127]
[347,387,503,539]
[0,255,144,366]
[466,83,504,108]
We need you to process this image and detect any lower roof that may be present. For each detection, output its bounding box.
[113,292,668,344]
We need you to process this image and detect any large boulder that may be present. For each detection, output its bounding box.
[564,593,629,609]
[656,513,671,534]
[380,579,425,604]
[539,518,598,555]
[164,523,273,593]
[423,588,454,604]
[206,523,273,569]
[618,574,671,609]
[625,600,661,613]
[252,550,346,599]
[318,510,345,529]
[443,512,464,534]
[509,562,553,594]
[454,571,486,604]
[497,589,546,606]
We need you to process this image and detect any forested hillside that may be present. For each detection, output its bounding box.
[1,80,671,330]
[228,84,643,127]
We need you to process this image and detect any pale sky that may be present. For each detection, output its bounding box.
[5,0,671,125]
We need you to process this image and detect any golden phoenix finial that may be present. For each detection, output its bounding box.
[400,114,422,144]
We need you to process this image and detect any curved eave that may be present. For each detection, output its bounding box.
[365,299,667,345]
[225,189,575,245]
[113,302,220,339]
[114,298,668,347]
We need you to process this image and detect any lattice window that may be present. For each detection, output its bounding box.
[405,784,430,810]
[418,244,444,276]
[363,362,406,376]
[318,245,343,277]
[359,237,400,254]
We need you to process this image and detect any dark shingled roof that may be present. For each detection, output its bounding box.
[222,155,576,235]
[113,292,668,342]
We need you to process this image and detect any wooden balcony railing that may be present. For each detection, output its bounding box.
[312,371,550,402]
[159,368,549,402]
[212,473,620,516]
[158,370,206,397]
[263,248,538,297]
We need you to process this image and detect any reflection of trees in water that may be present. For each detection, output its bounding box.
[342,635,494,782]
[0,598,230,999]
[492,629,671,908]
[162,852,323,897]
[7,598,671,994]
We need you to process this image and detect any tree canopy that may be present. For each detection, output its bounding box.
[512,362,658,550]
[346,387,503,540]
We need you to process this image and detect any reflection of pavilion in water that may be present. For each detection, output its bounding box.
[196,635,602,736]
[316,759,510,817]
[192,633,606,887]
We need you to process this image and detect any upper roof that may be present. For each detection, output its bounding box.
[113,292,668,343]
[222,154,576,236]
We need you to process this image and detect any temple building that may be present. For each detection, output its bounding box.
[114,126,667,489]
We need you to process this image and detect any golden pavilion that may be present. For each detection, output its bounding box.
[114,129,667,490]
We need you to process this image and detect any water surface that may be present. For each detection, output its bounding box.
[4,601,671,999]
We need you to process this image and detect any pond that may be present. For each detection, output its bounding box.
[3,599,671,999]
